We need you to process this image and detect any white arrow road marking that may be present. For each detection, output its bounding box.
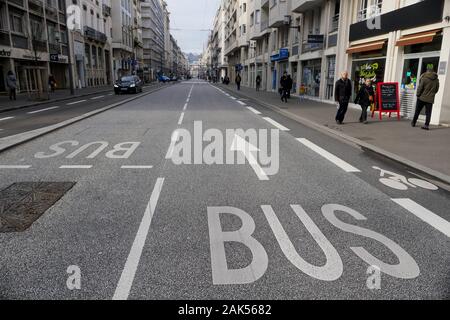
[392,198,450,238]
[0,165,31,169]
[165,130,180,159]
[231,134,269,181]
[0,117,14,122]
[262,117,290,131]
[297,138,361,173]
[246,106,261,115]
[66,100,87,105]
[113,177,165,300]
[121,165,154,169]
[27,106,59,114]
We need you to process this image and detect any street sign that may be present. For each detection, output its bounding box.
[308,35,324,44]
[377,82,400,120]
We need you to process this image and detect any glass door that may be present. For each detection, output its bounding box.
[400,55,440,118]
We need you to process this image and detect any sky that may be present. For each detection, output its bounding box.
[165,0,221,54]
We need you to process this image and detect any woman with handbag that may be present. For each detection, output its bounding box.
[354,78,375,124]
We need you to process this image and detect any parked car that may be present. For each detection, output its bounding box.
[170,76,179,82]
[158,75,171,83]
[114,76,143,94]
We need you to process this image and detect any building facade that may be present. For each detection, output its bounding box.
[211,0,450,125]
[0,0,71,93]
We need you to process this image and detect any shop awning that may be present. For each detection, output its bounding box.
[346,40,386,54]
[396,29,440,47]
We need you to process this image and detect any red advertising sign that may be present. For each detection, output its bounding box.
[376,82,400,120]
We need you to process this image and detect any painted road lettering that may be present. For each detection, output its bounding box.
[208,205,420,285]
[35,141,141,159]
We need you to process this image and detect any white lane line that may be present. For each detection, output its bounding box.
[296,138,361,173]
[0,117,14,122]
[392,198,450,238]
[113,177,165,300]
[108,93,114,96]
[262,117,290,131]
[91,95,105,100]
[230,96,237,100]
[59,165,93,169]
[178,112,185,125]
[186,98,190,103]
[165,130,180,159]
[27,106,59,114]
[121,165,154,169]
[237,100,246,106]
[66,100,87,105]
[0,165,31,169]
[183,103,188,111]
[246,106,261,115]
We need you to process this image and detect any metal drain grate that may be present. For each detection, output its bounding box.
[0,182,75,233]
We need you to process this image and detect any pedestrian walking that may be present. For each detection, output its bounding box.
[235,73,242,90]
[280,72,288,103]
[334,71,352,124]
[48,74,56,92]
[411,64,440,131]
[354,78,375,124]
[256,75,261,92]
[286,74,293,99]
[6,70,17,101]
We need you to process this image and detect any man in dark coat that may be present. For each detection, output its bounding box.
[286,75,293,99]
[412,64,440,130]
[235,73,242,90]
[280,72,289,103]
[334,71,352,124]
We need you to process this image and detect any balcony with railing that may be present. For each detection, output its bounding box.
[329,14,339,33]
[357,3,382,22]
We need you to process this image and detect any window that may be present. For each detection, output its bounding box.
[10,13,24,34]
[358,0,383,21]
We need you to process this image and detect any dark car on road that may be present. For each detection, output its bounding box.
[114,76,143,94]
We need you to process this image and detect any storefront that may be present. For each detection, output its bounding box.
[325,56,336,100]
[302,59,321,97]
[348,41,387,101]
[0,49,13,93]
[398,32,442,118]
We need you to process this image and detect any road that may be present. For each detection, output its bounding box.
[0,83,165,139]
[0,80,449,300]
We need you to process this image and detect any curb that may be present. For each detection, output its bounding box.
[0,84,167,153]
[0,83,159,114]
[217,85,450,186]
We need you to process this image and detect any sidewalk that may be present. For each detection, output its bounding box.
[218,84,450,182]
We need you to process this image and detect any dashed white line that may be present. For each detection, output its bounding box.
[0,165,31,169]
[246,106,262,115]
[392,198,450,238]
[0,117,14,122]
[66,100,87,105]
[262,117,290,131]
[178,112,185,125]
[237,100,246,106]
[230,96,237,100]
[296,138,361,173]
[91,95,105,100]
[113,177,165,300]
[183,103,188,111]
[121,165,154,169]
[27,106,59,114]
[59,165,93,169]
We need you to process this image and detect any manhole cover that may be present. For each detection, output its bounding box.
[0,182,75,233]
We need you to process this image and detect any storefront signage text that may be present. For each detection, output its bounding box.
[0,49,11,57]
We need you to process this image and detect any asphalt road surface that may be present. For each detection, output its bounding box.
[0,80,449,300]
